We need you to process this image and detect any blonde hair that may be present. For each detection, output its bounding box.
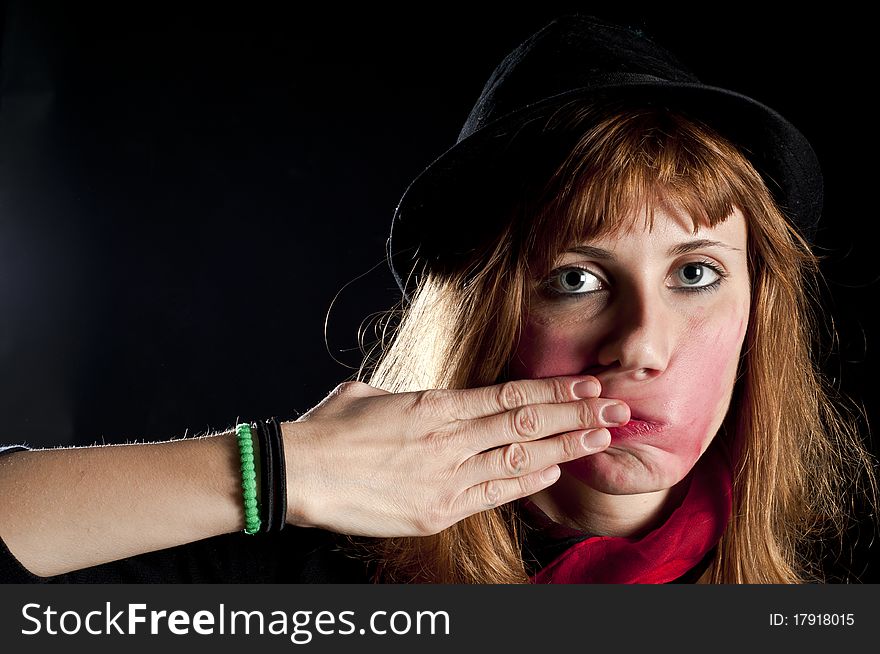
[347,100,877,583]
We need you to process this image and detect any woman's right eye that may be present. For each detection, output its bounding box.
[543,265,604,298]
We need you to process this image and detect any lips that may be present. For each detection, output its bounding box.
[589,382,670,438]
[627,412,666,426]
[607,409,667,441]
[606,401,667,427]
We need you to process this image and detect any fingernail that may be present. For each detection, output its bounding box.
[582,428,610,449]
[573,379,600,398]
[601,402,630,425]
[541,466,561,482]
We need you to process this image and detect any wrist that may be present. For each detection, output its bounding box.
[280,420,321,529]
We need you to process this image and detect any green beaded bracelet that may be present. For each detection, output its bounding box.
[236,422,262,535]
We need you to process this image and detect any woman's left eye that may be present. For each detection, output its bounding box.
[669,260,727,292]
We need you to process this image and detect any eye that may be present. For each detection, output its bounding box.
[669,260,726,292]
[543,266,604,297]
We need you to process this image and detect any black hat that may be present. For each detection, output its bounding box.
[386,14,823,302]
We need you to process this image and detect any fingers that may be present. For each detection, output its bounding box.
[450,427,613,521]
[458,424,612,486]
[450,438,610,522]
[455,468,563,521]
[463,394,629,454]
[415,375,602,422]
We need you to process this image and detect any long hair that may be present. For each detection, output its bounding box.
[349,100,877,583]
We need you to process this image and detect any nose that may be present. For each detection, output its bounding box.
[594,285,674,383]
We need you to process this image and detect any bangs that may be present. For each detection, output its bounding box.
[519,102,763,279]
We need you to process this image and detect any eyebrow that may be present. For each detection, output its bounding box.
[563,239,743,260]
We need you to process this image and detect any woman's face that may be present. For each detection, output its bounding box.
[508,200,750,494]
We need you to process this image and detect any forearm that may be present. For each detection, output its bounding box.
[0,430,246,577]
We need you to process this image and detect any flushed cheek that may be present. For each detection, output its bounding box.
[507,319,593,380]
[576,309,748,492]
[512,306,748,492]
[669,311,746,451]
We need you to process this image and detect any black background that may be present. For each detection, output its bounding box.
[1,4,877,576]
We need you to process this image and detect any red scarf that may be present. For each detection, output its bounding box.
[524,442,732,584]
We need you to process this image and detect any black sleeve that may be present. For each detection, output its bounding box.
[0,445,375,583]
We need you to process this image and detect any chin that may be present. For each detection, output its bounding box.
[561,446,700,495]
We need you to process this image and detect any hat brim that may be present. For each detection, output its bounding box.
[387,80,822,299]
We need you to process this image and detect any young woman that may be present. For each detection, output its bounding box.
[0,14,875,584]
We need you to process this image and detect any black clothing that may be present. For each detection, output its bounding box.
[0,522,374,583]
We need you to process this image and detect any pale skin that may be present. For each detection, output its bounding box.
[0,200,747,579]
[509,199,751,538]
[0,369,627,577]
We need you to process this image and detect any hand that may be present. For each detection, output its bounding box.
[283,376,630,537]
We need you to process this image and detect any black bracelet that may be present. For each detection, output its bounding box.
[266,417,287,532]
[252,420,275,534]
[250,417,287,533]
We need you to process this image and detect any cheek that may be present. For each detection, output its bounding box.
[507,319,595,379]
[667,310,747,461]
[516,304,749,492]
[628,306,748,488]
[682,308,747,404]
